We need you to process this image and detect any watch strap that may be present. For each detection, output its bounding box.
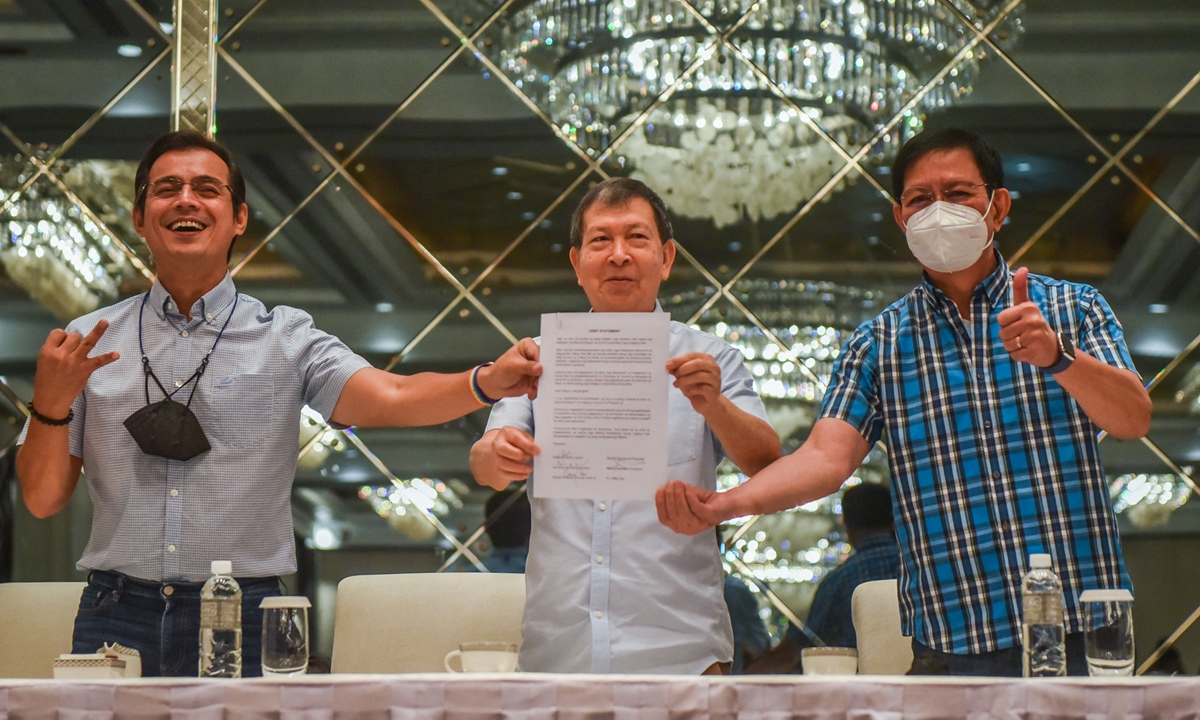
[1043,332,1075,375]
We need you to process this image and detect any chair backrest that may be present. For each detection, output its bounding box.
[0,582,86,678]
[851,579,913,675]
[331,573,525,673]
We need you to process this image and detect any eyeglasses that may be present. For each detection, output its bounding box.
[141,178,232,201]
[899,182,990,211]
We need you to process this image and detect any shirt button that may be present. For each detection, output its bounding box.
[983,420,992,429]
[206,313,213,321]
[598,503,607,511]
[977,372,983,380]
[595,555,604,564]
[594,611,603,619]
[170,489,179,497]
[175,380,183,388]
[167,544,176,553]
[163,586,174,596]
[992,472,1001,480]
[181,330,189,338]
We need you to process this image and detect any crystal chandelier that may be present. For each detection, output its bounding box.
[665,277,891,411]
[1110,473,1193,530]
[1,160,142,320]
[493,0,1023,226]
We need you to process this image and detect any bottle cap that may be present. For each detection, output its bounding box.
[1079,589,1133,603]
[1029,553,1052,569]
[211,560,232,576]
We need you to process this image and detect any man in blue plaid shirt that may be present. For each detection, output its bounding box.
[657,128,1152,676]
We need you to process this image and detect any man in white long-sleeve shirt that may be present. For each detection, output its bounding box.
[470,178,781,674]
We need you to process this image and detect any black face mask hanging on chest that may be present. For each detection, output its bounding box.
[123,292,238,462]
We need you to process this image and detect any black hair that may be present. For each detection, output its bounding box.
[841,482,893,532]
[570,177,674,249]
[890,128,1005,201]
[484,488,531,549]
[134,130,247,261]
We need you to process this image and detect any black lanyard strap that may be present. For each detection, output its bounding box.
[137,290,240,406]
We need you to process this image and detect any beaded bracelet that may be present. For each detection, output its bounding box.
[470,362,500,406]
[29,402,74,426]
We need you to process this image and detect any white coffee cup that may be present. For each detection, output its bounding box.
[444,642,519,673]
[801,647,858,675]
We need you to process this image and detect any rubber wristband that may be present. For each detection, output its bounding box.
[470,362,500,406]
[29,402,74,426]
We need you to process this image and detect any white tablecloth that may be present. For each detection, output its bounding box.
[3,675,1199,720]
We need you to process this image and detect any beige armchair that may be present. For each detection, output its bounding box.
[0,582,85,678]
[851,579,913,675]
[331,572,525,673]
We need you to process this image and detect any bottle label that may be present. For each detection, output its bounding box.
[200,599,242,628]
[1025,593,1063,625]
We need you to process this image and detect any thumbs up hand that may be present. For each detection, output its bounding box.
[997,267,1060,368]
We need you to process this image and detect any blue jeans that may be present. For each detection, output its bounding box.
[911,632,1089,677]
[73,570,282,677]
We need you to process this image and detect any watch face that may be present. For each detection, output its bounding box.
[1060,332,1076,360]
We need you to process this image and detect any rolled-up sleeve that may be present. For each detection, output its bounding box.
[485,395,535,434]
[819,325,884,446]
[717,345,769,421]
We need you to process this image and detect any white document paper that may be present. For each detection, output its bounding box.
[532,312,670,501]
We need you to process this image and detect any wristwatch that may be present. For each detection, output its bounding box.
[1043,332,1076,375]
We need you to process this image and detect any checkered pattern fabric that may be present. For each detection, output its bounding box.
[820,252,1135,654]
[19,275,371,582]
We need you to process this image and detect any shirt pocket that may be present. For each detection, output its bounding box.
[210,373,276,448]
[667,389,700,466]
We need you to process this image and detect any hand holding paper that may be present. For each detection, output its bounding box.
[666,352,722,414]
[532,312,669,500]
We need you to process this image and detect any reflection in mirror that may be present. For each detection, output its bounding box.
[1,166,149,320]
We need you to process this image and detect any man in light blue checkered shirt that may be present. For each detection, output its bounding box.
[15,131,541,676]
[657,128,1152,676]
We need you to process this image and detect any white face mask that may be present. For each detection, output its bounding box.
[903,194,994,273]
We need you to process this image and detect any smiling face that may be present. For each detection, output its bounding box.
[133,147,248,274]
[569,197,675,313]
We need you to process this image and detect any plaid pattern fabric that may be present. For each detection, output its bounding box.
[820,253,1135,654]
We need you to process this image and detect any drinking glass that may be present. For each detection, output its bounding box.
[1080,589,1134,676]
[260,596,311,677]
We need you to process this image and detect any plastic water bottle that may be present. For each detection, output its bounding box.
[199,560,242,678]
[1021,553,1066,677]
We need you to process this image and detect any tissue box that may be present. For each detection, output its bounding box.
[53,643,142,679]
[53,655,127,679]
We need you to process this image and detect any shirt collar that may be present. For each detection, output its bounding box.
[918,247,1011,312]
[148,273,237,324]
[589,300,666,313]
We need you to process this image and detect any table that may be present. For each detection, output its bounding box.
[3,675,1199,720]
